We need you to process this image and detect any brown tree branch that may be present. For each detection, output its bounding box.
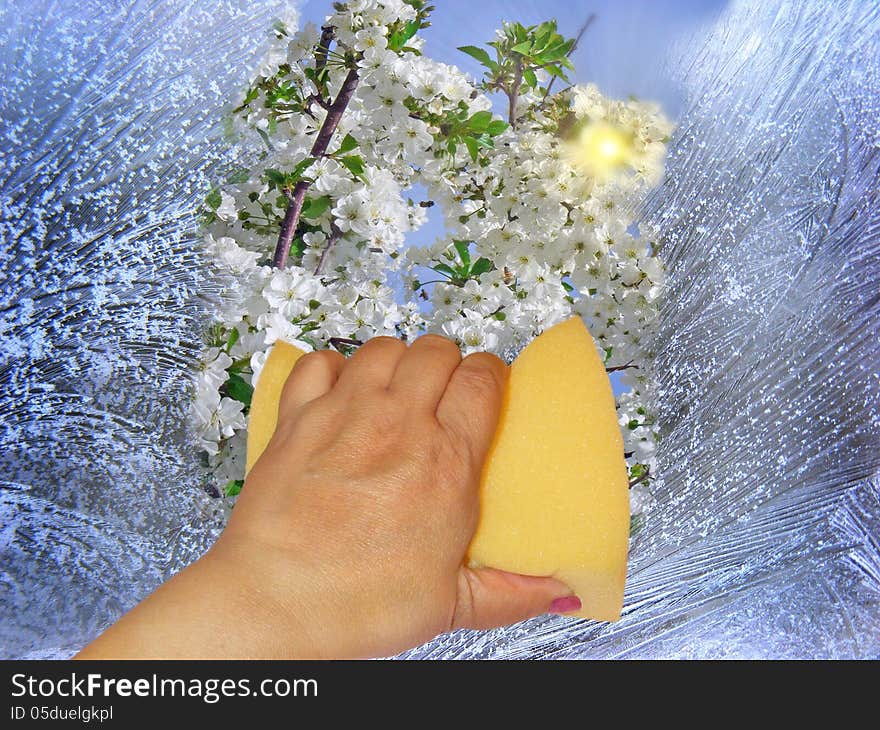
[315,24,334,74]
[606,361,637,373]
[314,222,343,275]
[273,65,360,269]
[507,60,523,128]
[329,336,363,351]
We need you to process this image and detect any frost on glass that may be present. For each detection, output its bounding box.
[0,0,282,657]
[1,0,878,659]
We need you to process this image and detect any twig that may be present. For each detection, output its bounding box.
[542,14,595,101]
[303,24,337,115]
[629,468,651,489]
[507,60,523,127]
[606,361,637,373]
[329,336,363,351]
[314,222,343,275]
[315,24,334,74]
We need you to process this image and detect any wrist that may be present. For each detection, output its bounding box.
[198,542,326,658]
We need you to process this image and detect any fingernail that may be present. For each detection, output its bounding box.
[549,595,582,615]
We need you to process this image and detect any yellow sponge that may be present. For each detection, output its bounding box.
[468,317,629,621]
[245,341,305,474]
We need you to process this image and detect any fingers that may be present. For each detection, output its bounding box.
[435,352,508,462]
[278,349,345,421]
[390,334,461,409]
[335,336,406,392]
[452,567,577,631]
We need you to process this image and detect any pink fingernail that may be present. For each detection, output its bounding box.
[549,596,582,615]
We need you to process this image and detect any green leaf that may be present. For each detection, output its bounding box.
[492,310,506,321]
[463,136,479,161]
[511,40,533,55]
[205,188,222,210]
[301,195,332,220]
[223,479,244,498]
[467,110,493,132]
[453,240,471,268]
[470,257,493,276]
[543,63,569,81]
[226,327,240,351]
[523,67,537,88]
[233,86,259,114]
[291,156,316,180]
[402,18,420,41]
[474,133,494,149]
[226,167,250,184]
[486,120,508,136]
[389,19,420,52]
[264,168,286,189]
[227,357,251,374]
[256,127,273,150]
[225,373,254,407]
[336,133,359,154]
[457,45,493,67]
[432,263,458,279]
[534,22,556,50]
[340,154,366,180]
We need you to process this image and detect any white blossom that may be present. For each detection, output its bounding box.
[191,3,672,515]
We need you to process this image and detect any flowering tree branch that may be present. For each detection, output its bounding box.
[273,56,360,269]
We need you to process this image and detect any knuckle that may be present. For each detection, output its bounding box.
[457,354,506,393]
[279,350,340,406]
[416,333,460,354]
[292,349,334,373]
[367,335,405,351]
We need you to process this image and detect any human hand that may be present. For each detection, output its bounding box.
[78,335,576,659]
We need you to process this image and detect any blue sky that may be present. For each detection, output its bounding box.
[299,0,728,116]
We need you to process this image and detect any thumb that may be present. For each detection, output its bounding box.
[452,566,580,631]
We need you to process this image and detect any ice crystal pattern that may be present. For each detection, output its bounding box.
[1,0,878,658]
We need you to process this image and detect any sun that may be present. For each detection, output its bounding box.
[565,121,635,180]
